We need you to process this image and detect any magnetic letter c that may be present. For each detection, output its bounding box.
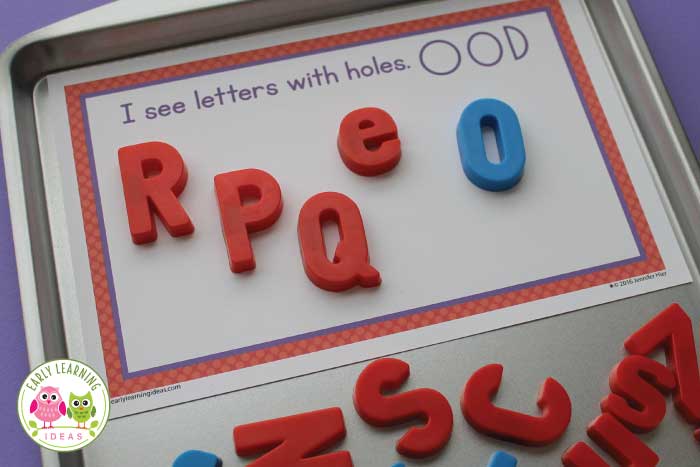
[461,364,571,446]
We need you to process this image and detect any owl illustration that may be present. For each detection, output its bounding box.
[67,392,96,428]
[29,386,66,429]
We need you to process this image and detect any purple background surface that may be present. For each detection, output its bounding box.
[0,3,113,466]
[629,0,700,159]
[0,1,698,466]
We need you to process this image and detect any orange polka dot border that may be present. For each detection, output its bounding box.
[64,0,664,397]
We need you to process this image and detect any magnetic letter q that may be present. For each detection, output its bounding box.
[456,98,526,191]
[298,192,381,292]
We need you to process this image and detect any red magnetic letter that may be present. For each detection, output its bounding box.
[600,355,676,433]
[353,358,453,458]
[586,414,659,467]
[233,407,353,467]
[337,107,401,176]
[298,192,380,292]
[118,141,194,244]
[624,303,700,424]
[214,169,283,273]
[562,442,610,467]
[461,363,571,446]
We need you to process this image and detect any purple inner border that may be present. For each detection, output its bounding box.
[76,7,647,380]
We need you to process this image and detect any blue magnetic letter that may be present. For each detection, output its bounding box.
[456,98,526,191]
[173,450,222,467]
[487,451,518,467]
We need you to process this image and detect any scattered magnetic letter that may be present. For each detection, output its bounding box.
[487,451,518,467]
[562,442,610,467]
[586,414,659,466]
[624,303,700,425]
[353,358,453,458]
[461,363,571,446]
[600,355,676,433]
[456,98,526,191]
[173,450,222,467]
[233,407,353,467]
[563,414,661,466]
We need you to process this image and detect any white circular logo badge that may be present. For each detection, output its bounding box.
[17,359,110,452]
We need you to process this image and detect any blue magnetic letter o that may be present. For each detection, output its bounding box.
[456,99,526,191]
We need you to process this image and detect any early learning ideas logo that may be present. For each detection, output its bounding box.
[17,359,110,451]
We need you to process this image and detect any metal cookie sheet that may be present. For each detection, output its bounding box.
[2,0,700,466]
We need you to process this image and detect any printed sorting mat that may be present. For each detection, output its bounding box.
[43,0,690,417]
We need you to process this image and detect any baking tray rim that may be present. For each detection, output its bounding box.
[2,1,700,466]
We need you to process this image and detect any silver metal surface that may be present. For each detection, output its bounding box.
[2,0,699,466]
[87,287,700,467]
